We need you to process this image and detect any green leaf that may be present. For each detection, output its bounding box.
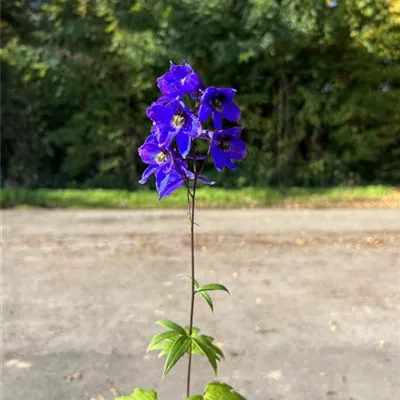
[189,330,224,360]
[116,388,158,400]
[163,336,191,377]
[187,381,247,400]
[149,321,188,360]
[211,342,224,360]
[157,320,187,336]
[147,330,179,352]
[191,336,218,376]
[203,382,247,400]
[182,275,200,289]
[147,334,177,358]
[185,326,200,336]
[196,284,230,295]
[200,291,214,312]
[157,339,175,358]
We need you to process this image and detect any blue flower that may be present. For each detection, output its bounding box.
[138,134,194,199]
[146,100,201,158]
[157,62,203,102]
[210,127,247,171]
[138,62,246,199]
[199,87,241,129]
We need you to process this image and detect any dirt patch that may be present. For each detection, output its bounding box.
[2,210,400,400]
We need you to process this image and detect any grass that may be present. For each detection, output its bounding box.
[1,186,399,209]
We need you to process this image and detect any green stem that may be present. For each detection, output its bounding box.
[186,147,210,398]
[186,173,197,398]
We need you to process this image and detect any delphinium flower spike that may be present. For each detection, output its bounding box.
[138,62,246,198]
[135,62,248,399]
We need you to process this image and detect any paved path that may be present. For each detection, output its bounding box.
[2,210,400,400]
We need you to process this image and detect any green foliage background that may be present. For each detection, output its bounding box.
[1,0,399,189]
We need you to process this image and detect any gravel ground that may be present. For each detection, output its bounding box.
[2,209,400,400]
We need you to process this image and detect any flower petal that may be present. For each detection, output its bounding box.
[221,101,241,121]
[212,111,223,130]
[176,132,191,158]
[222,127,242,138]
[166,99,184,114]
[199,104,212,122]
[156,168,184,199]
[210,146,228,171]
[175,157,195,180]
[157,72,178,96]
[157,63,202,98]
[139,165,158,184]
[181,72,202,93]
[185,114,201,138]
[229,138,247,160]
[224,159,238,170]
[158,125,178,147]
[138,142,161,165]
[218,87,237,100]
[198,175,215,185]
[146,104,174,124]
[201,86,217,103]
[154,95,171,105]
[143,132,159,145]
[170,63,192,79]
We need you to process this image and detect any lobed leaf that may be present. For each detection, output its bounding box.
[157,338,176,358]
[211,342,224,360]
[163,336,191,377]
[156,319,187,336]
[203,382,247,400]
[116,388,158,400]
[191,336,219,376]
[196,283,230,295]
[189,330,224,360]
[186,381,247,400]
[200,291,214,312]
[147,330,179,352]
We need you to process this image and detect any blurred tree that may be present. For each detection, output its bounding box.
[1,0,399,188]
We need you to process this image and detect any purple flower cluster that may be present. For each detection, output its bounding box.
[138,62,247,199]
